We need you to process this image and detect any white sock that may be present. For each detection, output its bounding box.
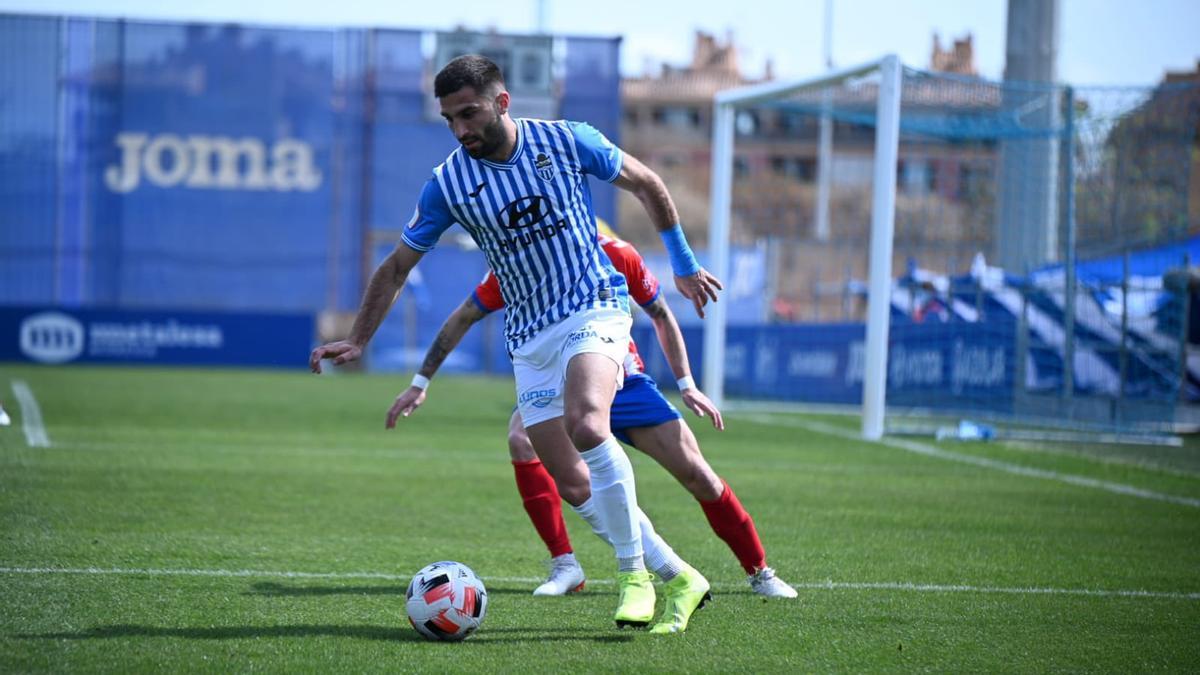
[571,498,643,571]
[635,508,684,582]
[571,498,609,543]
[579,437,644,568]
[572,498,681,579]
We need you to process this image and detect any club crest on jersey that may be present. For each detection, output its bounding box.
[534,153,556,181]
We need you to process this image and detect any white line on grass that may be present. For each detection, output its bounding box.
[10,380,50,448]
[0,566,1196,601]
[743,415,1200,509]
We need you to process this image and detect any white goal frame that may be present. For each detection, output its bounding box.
[704,54,902,440]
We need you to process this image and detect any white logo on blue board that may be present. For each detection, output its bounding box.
[20,312,85,364]
[104,132,323,194]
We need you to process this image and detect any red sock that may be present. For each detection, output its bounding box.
[699,480,766,575]
[512,459,573,558]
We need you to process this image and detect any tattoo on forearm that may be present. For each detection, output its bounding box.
[646,300,670,320]
[422,333,454,375]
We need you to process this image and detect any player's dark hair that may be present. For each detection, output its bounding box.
[434,54,505,99]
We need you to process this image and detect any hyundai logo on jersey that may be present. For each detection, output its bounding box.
[499,196,550,230]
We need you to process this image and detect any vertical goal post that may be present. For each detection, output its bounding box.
[705,55,903,440]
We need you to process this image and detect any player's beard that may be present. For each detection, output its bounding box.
[463,107,506,160]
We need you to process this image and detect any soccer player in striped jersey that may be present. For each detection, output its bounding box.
[309,54,723,632]
[388,228,799,608]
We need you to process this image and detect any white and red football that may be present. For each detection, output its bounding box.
[405,561,488,641]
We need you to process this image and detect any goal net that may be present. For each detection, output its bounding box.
[704,56,1200,440]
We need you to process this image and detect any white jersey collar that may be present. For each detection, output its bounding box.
[480,118,526,171]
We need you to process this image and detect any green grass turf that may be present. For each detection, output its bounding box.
[1,364,1198,672]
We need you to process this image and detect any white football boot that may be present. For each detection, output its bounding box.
[0,405,9,427]
[533,553,586,596]
[749,566,798,598]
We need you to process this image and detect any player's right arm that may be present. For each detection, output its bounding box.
[309,244,424,373]
[310,176,455,374]
[386,296,489,427]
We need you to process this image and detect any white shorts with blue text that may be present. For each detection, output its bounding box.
[512,306,632,427]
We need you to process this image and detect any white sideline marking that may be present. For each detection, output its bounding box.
[0,566,1195,601]
[744,415,1200,510]
[11,380,50,448]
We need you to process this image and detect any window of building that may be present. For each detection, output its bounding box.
[957,163,992,200]
[777,111,812,135]
[770,156,816,182]
[898,158,931,195]
[651,106,700,131]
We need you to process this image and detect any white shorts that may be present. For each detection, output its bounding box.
[512,307,632,427]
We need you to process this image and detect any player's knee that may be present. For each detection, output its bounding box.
[563,409,608,450]
[507,428,537,462]
[547,467,592,506]
[555,480,591,506]
[683,464,724,502]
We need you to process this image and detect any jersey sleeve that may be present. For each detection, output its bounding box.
[567,121,624,182]
[470,271,506,314]
[400,177,455,252]
[604,240,660,307]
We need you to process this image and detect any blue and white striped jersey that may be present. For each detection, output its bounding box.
[401,118,630,352]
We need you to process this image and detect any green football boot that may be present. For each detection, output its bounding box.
[649,565,712,635]
[613,570,656,628]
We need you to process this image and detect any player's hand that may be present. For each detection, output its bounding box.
[309,340,363,373]
[674,267,723,319]
[681,387,724,431]
[386,386,427,428]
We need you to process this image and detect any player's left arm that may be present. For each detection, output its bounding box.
[643,295,724,431]
[386,297,489,428]
[611,153,723,318]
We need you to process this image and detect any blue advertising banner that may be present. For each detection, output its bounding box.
[632,321,1016,408]
[0,15,621,317]
[0,307,313,368]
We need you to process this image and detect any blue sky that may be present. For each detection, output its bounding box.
[1,0,1197,86]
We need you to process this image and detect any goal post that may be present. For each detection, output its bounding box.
[705,55,902,439]
[699,55,1197,441]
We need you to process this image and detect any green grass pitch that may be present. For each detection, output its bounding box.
[1,364,1198,672]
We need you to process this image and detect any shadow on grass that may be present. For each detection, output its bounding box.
[246,582,546,597]
[17,624,421,642]
[246,582,406,597]
[16,624,634,644]
[465,632,635,645]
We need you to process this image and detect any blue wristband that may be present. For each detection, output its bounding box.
[660,224,701,277]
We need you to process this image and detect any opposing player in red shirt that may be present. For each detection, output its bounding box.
[389,228,798,604]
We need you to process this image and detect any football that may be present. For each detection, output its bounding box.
[405,561,488,641]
